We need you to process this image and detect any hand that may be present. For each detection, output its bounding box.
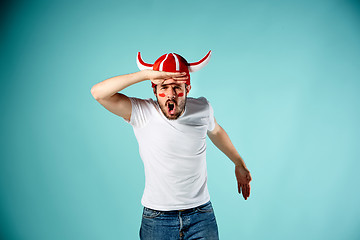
[235,165,252,200]
[143,70,188,85]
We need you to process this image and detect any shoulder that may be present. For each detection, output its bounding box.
[183,97,212,117]
[186,97,210,106]
[128,97,155,104]
[186,97,212,112]
[128,97,158,116]
[129,97,157,109]
[128,97,157,127]
[180,96,215,129]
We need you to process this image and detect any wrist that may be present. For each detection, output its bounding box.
[233,157,245,168]
[235,163,248,170]
[139,69,151,81]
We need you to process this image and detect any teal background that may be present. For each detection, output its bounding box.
[1,0,360,239]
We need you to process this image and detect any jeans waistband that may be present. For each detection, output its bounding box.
[145,201,211,214]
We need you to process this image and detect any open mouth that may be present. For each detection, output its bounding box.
[167,101,176,115]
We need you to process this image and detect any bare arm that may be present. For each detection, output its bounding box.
[207,118,252,200]
[90,70,187,121]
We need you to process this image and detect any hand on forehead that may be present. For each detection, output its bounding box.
[160,78,184,85]
[137,51,212,88]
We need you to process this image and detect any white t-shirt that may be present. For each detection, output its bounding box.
[127,97,215,211]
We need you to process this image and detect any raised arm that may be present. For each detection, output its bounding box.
[90,70,187,121]
[207,118,252,200]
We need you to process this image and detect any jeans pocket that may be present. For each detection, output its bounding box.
[196,201,214,213]
[142,207,163,219]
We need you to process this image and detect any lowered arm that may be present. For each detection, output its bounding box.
[207,118,252,200]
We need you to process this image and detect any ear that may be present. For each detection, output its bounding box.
[186,84,191,94]
[153,86,157,95]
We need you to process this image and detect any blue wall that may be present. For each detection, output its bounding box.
[1,0,360,239]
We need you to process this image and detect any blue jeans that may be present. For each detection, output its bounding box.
[140,201,219,240]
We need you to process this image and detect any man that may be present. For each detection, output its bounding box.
[91,51,252,240]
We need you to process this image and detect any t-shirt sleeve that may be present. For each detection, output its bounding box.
[207,100,216,132]
[126,97,153,128]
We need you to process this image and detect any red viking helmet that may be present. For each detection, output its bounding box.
[136,51,212,87]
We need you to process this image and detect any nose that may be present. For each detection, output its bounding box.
[167,87,176,99]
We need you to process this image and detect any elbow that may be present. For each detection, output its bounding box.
[91,85,102,100]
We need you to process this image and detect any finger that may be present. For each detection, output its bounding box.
[247,174,252,183]
[166,72,187,77]
[173,76,189,81]
[244,186,249,200]
[176,81,187,84]
[237,181,241,194]
[176,72,187,76]
[244,184,250,200]
[162,76,188,84]
[245,185,250,199]
[151,79,164,85]
[242,185,247,200]
[162,79,170,84]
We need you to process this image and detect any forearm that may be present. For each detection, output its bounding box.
[208,124,248,169]
[209,121,252,200]
[91,70,148,100]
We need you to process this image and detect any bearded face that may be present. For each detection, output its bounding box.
[154,82,190,120]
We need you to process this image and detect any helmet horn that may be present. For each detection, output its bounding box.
[188,50,212,72]
[137,52,153,70]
